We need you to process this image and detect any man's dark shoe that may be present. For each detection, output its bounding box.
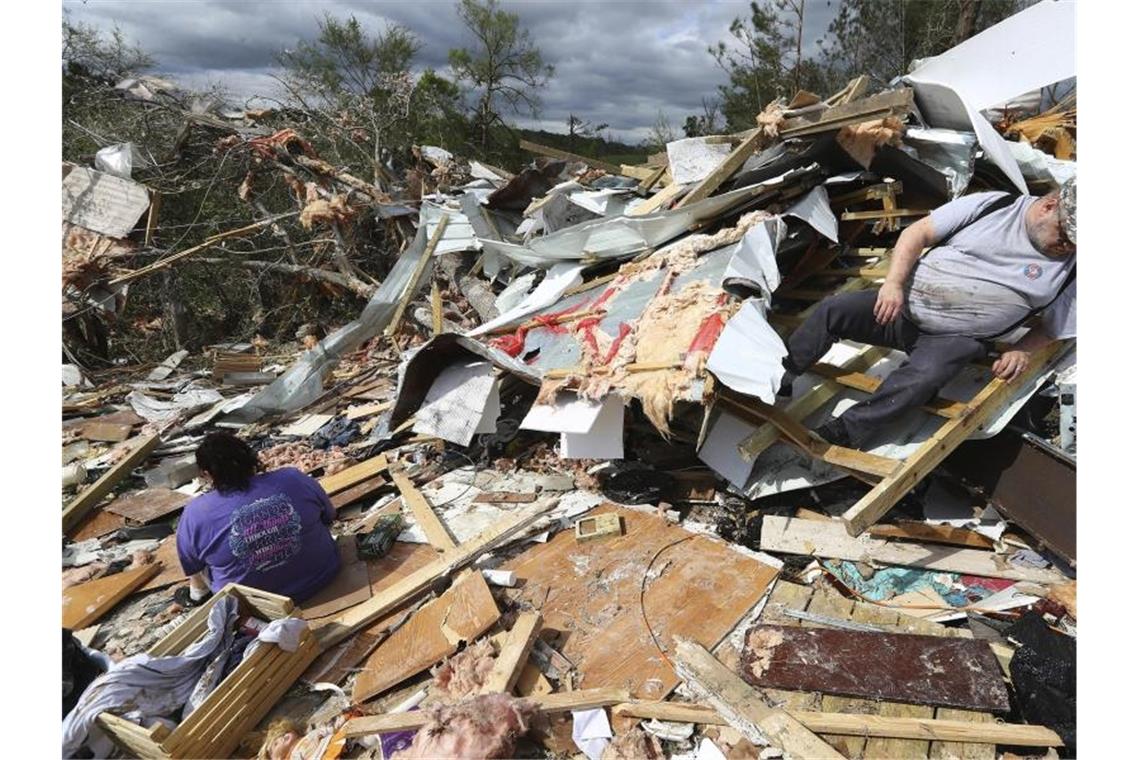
[777,370,797,398]
[814,416,854,448]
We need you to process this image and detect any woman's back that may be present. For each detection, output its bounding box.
[176,467,340,603]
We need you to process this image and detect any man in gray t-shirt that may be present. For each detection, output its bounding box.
[779,177,1076,450]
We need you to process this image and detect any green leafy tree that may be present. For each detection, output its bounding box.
[449,0,554,157]
[710,0,830,131]
[821,0,1024,89]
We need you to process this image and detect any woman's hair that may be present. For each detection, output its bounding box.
[195,431,258,493]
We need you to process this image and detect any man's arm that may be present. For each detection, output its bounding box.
[992,324,1056,380]
[874,216,936,325]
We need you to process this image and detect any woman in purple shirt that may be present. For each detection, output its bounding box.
[175,432,340,605]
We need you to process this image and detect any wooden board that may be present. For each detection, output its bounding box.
[760,515,1065,583]
[677,127,767,208]
[68,508,127,542]
[301,537,372,619]
[739,624,1010,712]
[391,470,456,550]
[301,542,438,685]
[80,422,133,442]
[63,433,161,533]
[870,521,994,549]
[63,563,162,629]
[473,491,537,504]
[280,414,334,437]
[139,536,190,593]
[105,487,191,523]
[351,570,500,703]
[329,474,388,511]
[501,505,778,699]
[482,611,543,694]
[318,454,388,496]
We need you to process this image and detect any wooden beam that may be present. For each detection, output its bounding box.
[630,181,686,216]
[62,433,161,533]
[736,346,891,460]
[314,497,559,650]
[518,139,622,174]
[828,182,902,207]
[676,127,767,208]
[342,686,629,738]
[869,521,994,549]
[611,702,1062,746]
[841,208,928,221]
[761,516,1065,583]
[482,611,543,694]
[384,216,449,338]
[636,164,668,195]
[809,363,968,419]
[391,469,457,551]
[842,341,1070,536]
[430,280,443,336]
[672,638,843,759]
[318,453,388,496]
[781,89,914,137]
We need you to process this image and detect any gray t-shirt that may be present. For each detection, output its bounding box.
[904,191,1076,339]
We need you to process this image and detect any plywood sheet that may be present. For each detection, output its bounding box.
[302,542,446,685]
[68,508,127,542]
[62,564,161,630]
[139,536,189,593]
[501,505,778,700]
[302,537,372,619]
[740,624,1010,712]
[352,570,499,703]
[105,488,191,523]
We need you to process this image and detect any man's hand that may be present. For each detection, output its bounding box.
[992,349,1031,380]
[874,282,905,325]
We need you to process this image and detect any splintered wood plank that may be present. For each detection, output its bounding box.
[139,536,190,593]
[81,422,133,442]
[672,638,843,759]
[302,537,372,620]
[761,516,1065,583]
[473,491,537,503]
[930,708,998,759]
[482,611,543,694]
[319,454,389,496]
[740,625,1009,712]
[329,474,388,511]
[67,508,127,542]
[63,433,162,533]
[863,702,935,759]
[105,487,191,523]
[351,570,500,703]
[870,521,995,549]
[391,470,457,551]
[516,660,554,697]
[756,581,817,711]
[63,563,162,629]
[501,505,778,700]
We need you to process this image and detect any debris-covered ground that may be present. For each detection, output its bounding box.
[62,7,1077,760]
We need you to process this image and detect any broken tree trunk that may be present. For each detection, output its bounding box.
[438,251,500,323]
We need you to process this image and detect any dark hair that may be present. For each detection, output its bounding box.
[195,432,258,493]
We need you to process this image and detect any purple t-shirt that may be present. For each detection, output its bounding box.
[176,467,340,602]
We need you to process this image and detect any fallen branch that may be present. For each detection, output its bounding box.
[200,258,374,298]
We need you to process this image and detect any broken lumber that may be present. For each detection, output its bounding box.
[869,521,994,549]
[677,127,768,208]
[391,469,457,551]
[671,637,843,759]
[318,453,389,496]
[518,139,622,175]
[63,563,162,629]
[342,687,630,738]
[314,497,559,650]
[62,433,162,533]
[352,571,499,703]
[610,703,1063,747]
[780,88,914,137]
[482,611,543,694]
[842,341,1070,536]
[630,182,686,215]
[760,516,1065,583]
[384,216,449,338]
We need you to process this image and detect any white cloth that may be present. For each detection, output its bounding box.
[62,596,240,757]
[571,708,613,760]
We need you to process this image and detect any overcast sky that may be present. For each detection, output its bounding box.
[63,0,840,143]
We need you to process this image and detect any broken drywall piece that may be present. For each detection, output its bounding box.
[706,299,787,403]
[469,262,585,337]
[521,392,607,434]
[413,361,499,446]
[698,410,758,489]
[666,137,733,185]
[561,394,625,460]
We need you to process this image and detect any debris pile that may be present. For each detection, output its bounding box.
[61,6,1077,759]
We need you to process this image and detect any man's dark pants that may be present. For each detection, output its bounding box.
[783,289,986,447]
